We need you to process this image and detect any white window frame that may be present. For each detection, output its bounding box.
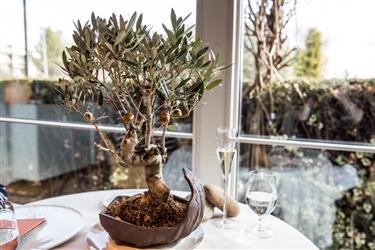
[193,0,242,196]
[192,0,375,196]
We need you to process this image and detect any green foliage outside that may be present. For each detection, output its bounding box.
[32,27,64,77]
[295,28,323,79]
[241,79,375,249]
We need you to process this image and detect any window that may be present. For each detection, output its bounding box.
[236,0,375,249]
[0,0,196,202]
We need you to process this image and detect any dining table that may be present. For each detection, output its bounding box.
[22,189,319,249]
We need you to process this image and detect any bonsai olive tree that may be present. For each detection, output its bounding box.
[59,10,223,203]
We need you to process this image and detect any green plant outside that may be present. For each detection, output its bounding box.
[241,78,375,249]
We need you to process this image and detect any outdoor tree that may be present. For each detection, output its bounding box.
[244,0,296,96]
[59,10,223,227]
[32,27,64,77]
[295,28,323,79]
[243,0,296,166]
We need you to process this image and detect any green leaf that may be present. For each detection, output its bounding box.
[156,89,166,102]
[205,79,221,90]
[127,12,137,30]
[115,30,126,46]
[62,51,68,69]
[84,28,90,46]
[91,12,97,29]
[181,13,192,23]
[176,25,185,38]
[182,25,194,37]
[73,76,84,81]
[130,33,146,50]
[204,65,213,80]
[77,20,82,31]
[111,13,118,31]
[167,123,178,131]
[119,162,130,168]
[217,63,233,71]
[197,47,209,58]
[123,59,137,67]
[119,15,125,31]
[195,57,204,68]
[171,9,177,30]
[175,78,190,89]
[136,14,143,29]
[197,82,205,102]
[98,91,104,106]
[162,24,174,40]
[105,42,116,55]
[201,60,211,68]
[175,48,187,60]
[190,80,203,93]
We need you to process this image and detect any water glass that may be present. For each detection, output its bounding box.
[0,201,19,250]
[245,169,277,238]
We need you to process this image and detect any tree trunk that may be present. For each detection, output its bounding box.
[143,152,170,202]
[120,127,170,202]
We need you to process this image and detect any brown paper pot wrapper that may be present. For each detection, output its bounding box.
[99,168,205,248]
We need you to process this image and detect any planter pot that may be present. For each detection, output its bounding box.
[3,80,32,104]
[99,168,205,248]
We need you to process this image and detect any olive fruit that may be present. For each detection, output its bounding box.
[159,111,170,127]
[171,108,183,118]
[123,112,135,125]
[83,111,94,122]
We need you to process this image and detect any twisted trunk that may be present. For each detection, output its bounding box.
[120,127,170,202]
[144,156,170,201]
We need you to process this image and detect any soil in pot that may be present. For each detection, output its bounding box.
[105,192,188,228]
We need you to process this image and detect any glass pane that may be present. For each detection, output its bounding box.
[241,0,375,143]
[239,1,375,248]
[1,123,192,203]
[0,0,195,133]
[238,143,374,250]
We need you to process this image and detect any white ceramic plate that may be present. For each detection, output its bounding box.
[15,204,84,250]
[87,223,204,250]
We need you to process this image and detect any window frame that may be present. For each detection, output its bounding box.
[193,0,375,196]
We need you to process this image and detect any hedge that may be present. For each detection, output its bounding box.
[241,78,375,249]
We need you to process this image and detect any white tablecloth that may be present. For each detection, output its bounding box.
[28,190,318,249]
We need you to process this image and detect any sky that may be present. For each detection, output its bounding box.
[1,0,374,79]
[0,0,196,51]
[0,0,195,77]
[286,0,375,78]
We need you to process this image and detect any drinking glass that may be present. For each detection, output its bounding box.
[212,127,238,229]
[0,201,19,250]
[245,169,277,238]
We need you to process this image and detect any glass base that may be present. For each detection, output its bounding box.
[245,224,272,238]
[211,218,238,230]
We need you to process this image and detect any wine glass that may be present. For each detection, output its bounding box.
[245,169,277,238]
[212,127,238,229]
[0,201,19,250]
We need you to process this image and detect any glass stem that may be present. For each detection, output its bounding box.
[223,175,228,224]
[257,217,263,232]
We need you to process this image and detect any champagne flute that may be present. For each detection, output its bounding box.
[0,201,19,250]
[212,127,238,229]
[245,169,277,238]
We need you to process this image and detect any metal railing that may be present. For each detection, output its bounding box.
[1,117,374,153]
[238,136,375,154]
[0,117,193,139]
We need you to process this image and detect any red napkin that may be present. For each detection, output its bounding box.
[17,218,46,237]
